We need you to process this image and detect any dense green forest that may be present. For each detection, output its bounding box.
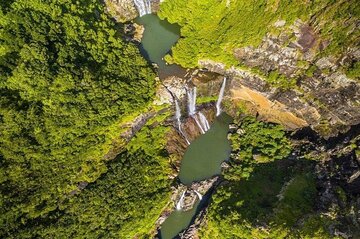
[0,0,167,237]
[200,160,335,239]
[199,117,335,238]
[4,116,172,238]
[225,116,291,180]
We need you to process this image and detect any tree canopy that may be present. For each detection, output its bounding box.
[0,0,157,235]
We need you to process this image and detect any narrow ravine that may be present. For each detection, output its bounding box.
[160,113,232,239]
[135,12,232,239]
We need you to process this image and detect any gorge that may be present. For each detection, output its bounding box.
[0,1,359,239]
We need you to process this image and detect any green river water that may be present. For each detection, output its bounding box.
[136,14,232,239]
[135,14,185,78]
[160,201,200,239]
[179,114,233,185]
[160,114,232,239]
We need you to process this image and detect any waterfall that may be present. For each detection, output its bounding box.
[176,191,186,211]
[174,99,190,145]
[187,87,197,116]
[193,115,205,134]
[194,190,203,200]
[187,87,210,134]
[133,0,152,17]
[198,112,210,131]
[175,99,181,123]
[216,77,227,116]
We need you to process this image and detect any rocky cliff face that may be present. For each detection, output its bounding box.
[292,126,360,237]
[104,0,138,22]
[105,0,160,22]
[199,20,360,139]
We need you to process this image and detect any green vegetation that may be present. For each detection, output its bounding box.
[226,116,291,179]
[347,61,360,80]
[305,65,318,77]
[159,0,359,70]
[266,70,297,90]
[246,67,297,89]
[196,95,218,104]
[158,0,309,68]
[5,121,172,238]
[0,0,163,236]
[199,117,338,238]
[200,160,337,239]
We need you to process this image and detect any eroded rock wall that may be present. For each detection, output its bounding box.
[198,20,360,138]
[105,0,160,22]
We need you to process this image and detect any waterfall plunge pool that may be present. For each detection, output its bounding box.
[135,14,186,79]
[160,201,200,239]
[179,113,232,185]
[160,113,233,239]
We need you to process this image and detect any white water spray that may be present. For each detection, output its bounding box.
[216,77,227,116]
[176,191,186,211]
[187,87,197,116]
[198,112,210,131]
[194,190,203,200]
[187,87,210,134]
[133,0,152,17]
[175,99,181,125]
[193,115,205,134]
[174,99,190,145]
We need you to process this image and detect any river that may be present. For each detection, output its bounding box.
[135,13,232,239]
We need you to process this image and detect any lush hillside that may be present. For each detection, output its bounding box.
[159,0,360,69]
[4,117,172,238]
[1,0,359,238]
[199,117,338,238]
[200,161,336,239]
[0,0,165,236]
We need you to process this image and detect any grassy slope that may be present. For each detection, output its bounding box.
[159,0,360,71]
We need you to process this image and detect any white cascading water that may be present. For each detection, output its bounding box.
[176,191,186,210]
[187,87,197,116]
[193,114,205,134]
[133,0,152,17]
[187,87,210,134]
[174,99,190,145]
[198,112,210,131]
[216,77,227,116]
[194,190,203,200]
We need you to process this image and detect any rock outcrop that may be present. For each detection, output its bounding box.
[105,0,138,22]
[198,20,360,138]
[294,127,360,238]
[105,0,161,22]
[154,76,188,105]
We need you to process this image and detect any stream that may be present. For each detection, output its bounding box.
[135,13,232,239]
